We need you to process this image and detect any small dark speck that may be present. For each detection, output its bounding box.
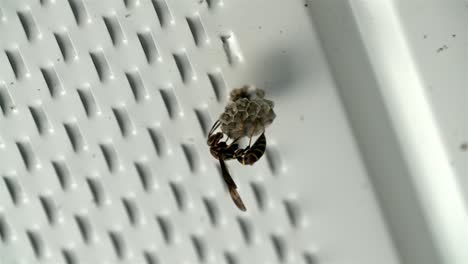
[37,89,40,91]
[280,30,283,34]
[199,0,203,3]
[460,142,468,152]
[436,45,448,53]
[304,3,309,7]
[57,58,60,62]
[299,115,304,121]
[10,106,15,110]
[10,82,14,85]
[281,50,286,54]
[452,34,456,38]
[258,26,262,30]
[125,14,131,18]
[423,35,427,39]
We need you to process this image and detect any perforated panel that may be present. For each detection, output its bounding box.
[0,0,466,264]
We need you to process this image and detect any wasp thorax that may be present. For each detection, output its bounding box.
[219,86,276,139]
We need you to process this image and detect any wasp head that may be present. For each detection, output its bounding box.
[207,132,224,146]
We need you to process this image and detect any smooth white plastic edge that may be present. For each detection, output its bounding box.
[350,1,468,263]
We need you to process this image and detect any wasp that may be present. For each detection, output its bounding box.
[207,120,267,211]
[235,132,266,165]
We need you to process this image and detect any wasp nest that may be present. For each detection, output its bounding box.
[219,85,276,139]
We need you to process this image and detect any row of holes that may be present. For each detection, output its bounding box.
[12,10,236,75]
[8,17,238,84]
[2,174,300,232]
[5,110,280,176]
[11,225,316,263]
[4,136,282,204]
[39,0,226,48]
[3,82,211,140]
[13,109,224,173]
[48,0,224,29]
[2,43,176,85]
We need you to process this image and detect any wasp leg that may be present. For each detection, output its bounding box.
[247,122,260,147]
[227,136,241,148]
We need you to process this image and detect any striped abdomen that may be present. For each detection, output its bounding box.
[237,133,266,165]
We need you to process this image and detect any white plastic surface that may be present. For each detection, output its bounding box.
[0,0,466,264]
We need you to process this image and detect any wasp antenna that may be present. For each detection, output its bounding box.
[208,120,221,136]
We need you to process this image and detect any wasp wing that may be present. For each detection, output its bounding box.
[219,158,246,211]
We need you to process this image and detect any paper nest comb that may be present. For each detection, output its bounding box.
[219,85,276,139]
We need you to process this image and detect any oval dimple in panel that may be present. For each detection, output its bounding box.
[86,177,106,207]
[3,176,23,205]
[137,31,161,64]
[143,250,159,264]
[156,216,172,244]
[0,84,15,116]
[16,140,39,171]
[17,10,40,41]
[202,197,220,227]
[103,15,126,46]
[237,217,254,245]
[64,122,86,152]
[125,70,148,102]
[181,143,200,173]
[224,251,238,264]
[186,15,208,47]
[40,0,54,6]
[206,0,223,9]
[100,143,120,173]
[147,127,167,157]
[207,71,227,103]
[67,0,90,26]
[159,86,181,119]
[169,181,186,211]
[109,231,127,260]
[191,235,206,262]
[54,32,77,62]
[52,160,73,191]
[89,51,113,82]
[122,197,141,226]
[250,182,267,211]
[5,49,29,80]
[194,108,211,136]
[75,214,93,244]
[77,85,99,117]
[303,252,318,264]
[39,195,58,225]
[62,248,78,264]
[134,161,155,192]
[173,52,195,84]
[112,106,135,138]
[151,0,173,28]
[29,106,52,135]
[40,66,64,98]
[27,230,45,259]
[0,214,11,242]
[283,199,301,228]
[124,0,139,9]
[265,145,281,176]
[220,33,243,66]
[271,234,287,262]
